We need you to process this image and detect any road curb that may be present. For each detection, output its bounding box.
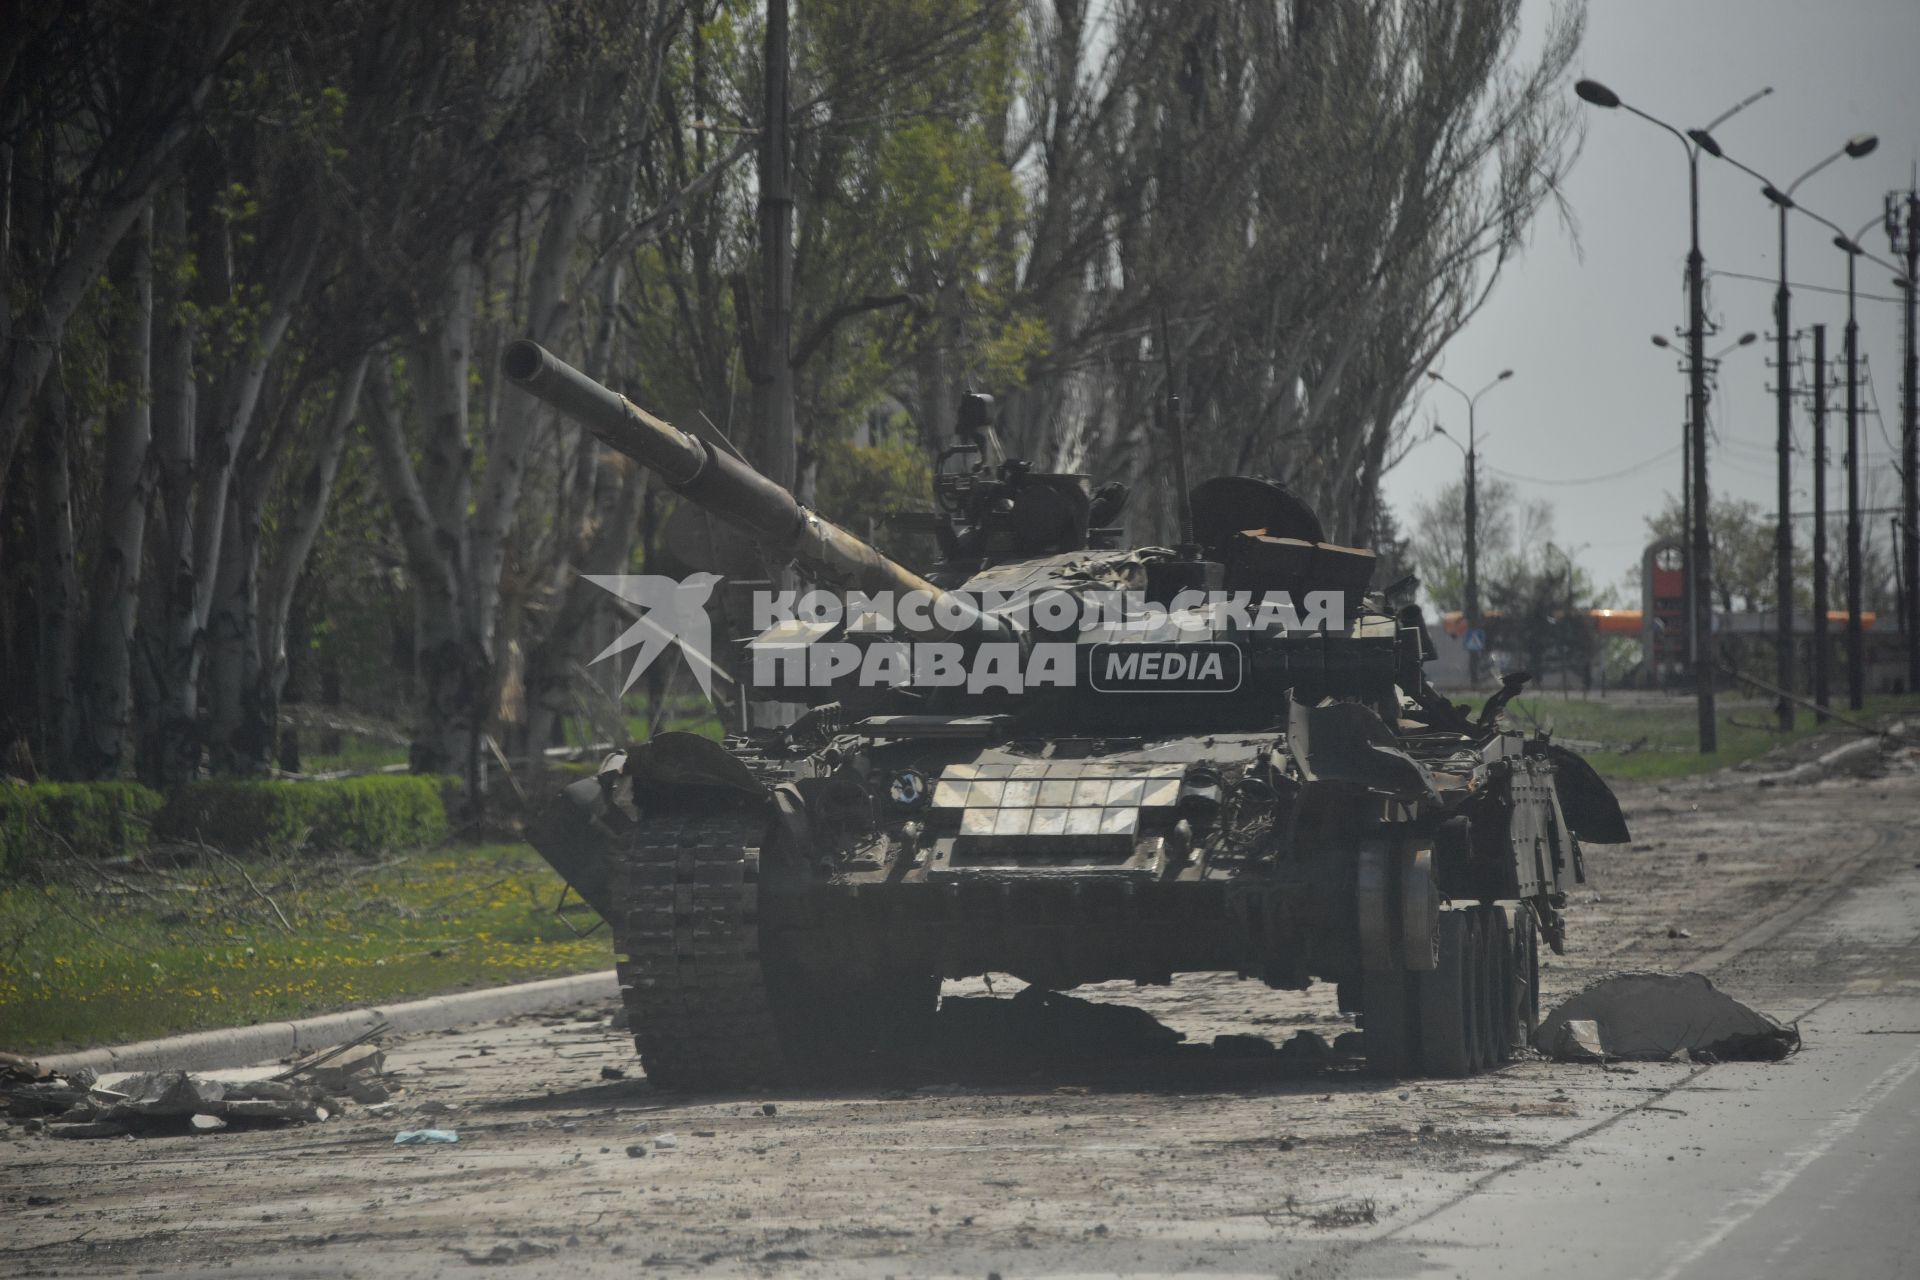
[34,969,620,1077]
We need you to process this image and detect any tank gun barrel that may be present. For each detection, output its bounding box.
[503,340,978,625]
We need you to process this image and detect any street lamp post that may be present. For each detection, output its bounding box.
[1812,323,1831,720]
[1577,77,1768,754]
[1844,232,1865,709]
[1429,368,1514,688]
[1712,136,1878,724]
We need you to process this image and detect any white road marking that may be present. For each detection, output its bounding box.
[1642,1043,1920,1280]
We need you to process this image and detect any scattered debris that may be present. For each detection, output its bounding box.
[599,1065,626,1080]
[3,1030,409,1140]
[446,1241,554,1265]
[394,1128,460,1145]
[274,1021,391,1083]
[1265,1195,1378,1229]
[1537,972,1800,1062]
[760,1103,778,1116]
[1,1051,49,1083]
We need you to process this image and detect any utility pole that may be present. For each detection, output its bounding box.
[1741,136,1878,726]
[1843,244,1864,711]
[1686,156,1717,750]
[1465,443,1479,685]
[1812,323,1831,721]
[1772,221,1794,730]
[755,0,795,494]
[1891,185,1919,694]
[1427,369,1513,689]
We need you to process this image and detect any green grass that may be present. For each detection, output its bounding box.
[1492,690,1920,781]
[0,842,611,1055]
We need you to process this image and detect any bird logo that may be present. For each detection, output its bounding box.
[582,573,722,700]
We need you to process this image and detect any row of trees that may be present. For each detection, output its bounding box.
[2,0,1585,800]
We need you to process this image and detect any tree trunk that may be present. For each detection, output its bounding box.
[0,1,245,512]
[463,178,591,793]
[256,353,369,760]
[364,360,468,781]
[525,463,646,754]
[139,185,201,787]
[75,203,155,779]
[205,485,266,774]
[32,378,78,779]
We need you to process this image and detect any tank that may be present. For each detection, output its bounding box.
[503,338,1630,1086]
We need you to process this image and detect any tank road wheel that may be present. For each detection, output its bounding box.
[610,810,788,1091]
[1466,910,1493,1072]
[1361,968,1417,1078]
[1417,911,1475,1077]
[1516,905,1542,1047]
[1477,905,1514,1065]
[1489,906,1519,1060]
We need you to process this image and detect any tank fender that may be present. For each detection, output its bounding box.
[524,775,622,921]
[627,730,769,798]
[1544,743,1631,844]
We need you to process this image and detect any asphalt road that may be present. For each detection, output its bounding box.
[1347,843,1920,1280]
[5,739,1918,1279]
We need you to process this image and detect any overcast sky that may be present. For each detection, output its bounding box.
[1380,0,1920,602]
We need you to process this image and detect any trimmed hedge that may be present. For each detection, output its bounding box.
[0,781,166,876]
[156,775,450,855]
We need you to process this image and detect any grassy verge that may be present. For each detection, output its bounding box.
[0,842,611,1056]
[1491,690,1920,782]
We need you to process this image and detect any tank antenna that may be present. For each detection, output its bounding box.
[1159,308,1196,550]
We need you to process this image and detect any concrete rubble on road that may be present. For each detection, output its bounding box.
[1,1031,403,1139]
[1536,971,1801,1062]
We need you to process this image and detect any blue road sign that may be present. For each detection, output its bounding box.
[1463,627,1486,653]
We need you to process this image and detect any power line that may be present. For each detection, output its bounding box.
[1707,268,1906,306]
[1488,443,1682,487]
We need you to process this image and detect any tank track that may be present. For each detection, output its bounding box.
[609,809,788,1090]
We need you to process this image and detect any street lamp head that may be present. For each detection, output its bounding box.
[1651,335,1671,349]
[1574,78,1620,109]
[1687,127,1722,158]
[1736,332,1757,346]
[1834,234,1862,255]
[1844,134,1879,159]
[1762,184,1793,209]
[1497,369,1514,381]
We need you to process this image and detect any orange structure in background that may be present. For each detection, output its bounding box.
[1437,609,1877,638]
